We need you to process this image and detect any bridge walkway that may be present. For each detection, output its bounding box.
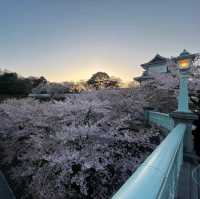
[176,159,200,199]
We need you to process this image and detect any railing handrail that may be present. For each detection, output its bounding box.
[112,123,186,199]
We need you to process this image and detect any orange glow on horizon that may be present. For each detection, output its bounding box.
[45,67,142,83]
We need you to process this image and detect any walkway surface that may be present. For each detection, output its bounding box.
[176,159,200,199]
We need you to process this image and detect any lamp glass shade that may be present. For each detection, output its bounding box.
[178,58,191,70]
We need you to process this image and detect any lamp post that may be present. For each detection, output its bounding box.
[171,49,198,158]
[175,49,195,112]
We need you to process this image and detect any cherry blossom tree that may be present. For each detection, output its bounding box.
[1,62,200,198]
[0,88,160,199]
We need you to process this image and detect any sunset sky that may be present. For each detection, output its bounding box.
[0,0,200,82]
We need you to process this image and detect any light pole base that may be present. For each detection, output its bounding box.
[170,111,198,161]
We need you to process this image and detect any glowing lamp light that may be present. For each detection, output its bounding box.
[178,58,191,70]
[175,49,196,72]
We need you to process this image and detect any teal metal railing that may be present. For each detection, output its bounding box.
[112,123,186,199]
[111,52,198,199]
[148,111,174,131]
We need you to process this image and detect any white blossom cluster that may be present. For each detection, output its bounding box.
[0,88,161,199]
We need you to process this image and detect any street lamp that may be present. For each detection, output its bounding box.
[171,50,198,156]
[174,49,196,112]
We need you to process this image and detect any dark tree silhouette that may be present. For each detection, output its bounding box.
[29,76,47,88]
[0,72,47,96]
[87,72,120,89]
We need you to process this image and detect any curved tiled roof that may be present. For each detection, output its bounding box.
[141,54,168,68]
